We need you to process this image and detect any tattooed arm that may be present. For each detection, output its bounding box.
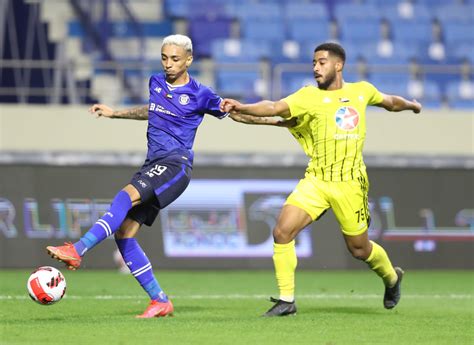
[229,113,297,128]
[89,104,149,120]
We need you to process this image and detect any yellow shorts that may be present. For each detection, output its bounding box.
[285,173,370,236]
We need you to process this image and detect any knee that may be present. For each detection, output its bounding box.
[114,219,139,240]
[273,225,295,244]
[114,227,130,240]
[348,244,371,261]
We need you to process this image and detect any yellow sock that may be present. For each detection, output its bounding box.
[273,240,297,301]
[365,241,398,287]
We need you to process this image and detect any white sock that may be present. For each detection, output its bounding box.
[279,295,294,303]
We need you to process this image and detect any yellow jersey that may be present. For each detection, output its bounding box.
[288,113,314,158]
[283,81,384,182]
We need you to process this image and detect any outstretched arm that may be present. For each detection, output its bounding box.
[229,113,297,128]
[376,94,422,113]
[89,104,149,120]
[220,99,291,118]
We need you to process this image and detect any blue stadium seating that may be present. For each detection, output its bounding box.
[215,70,261,97]
[211,39,271,63]
[189,17,233,58]
[443,23,474,46]
[240,18,286,43]
[287,19,331,43]
[452,44,474,64]
[284,3,328,20]
[447,81,474,109]
[233,3,283,20]
[164,0,229,19]
[367,73,416,99]
[390,21,433,45]
[334,3,381,20]
[281,72,315,95]
[338,19,381,43]
[68,20,172,38]
[434,4,474,24]
[29,0,474,108]
[384,4,433,24]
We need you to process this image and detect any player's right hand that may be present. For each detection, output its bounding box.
[89,104,114,118]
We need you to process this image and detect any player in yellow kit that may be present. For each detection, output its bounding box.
[222,42,421,317]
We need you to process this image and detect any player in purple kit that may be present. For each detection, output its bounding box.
[46,34,228,318]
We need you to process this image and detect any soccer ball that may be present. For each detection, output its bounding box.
[27,266,66,305]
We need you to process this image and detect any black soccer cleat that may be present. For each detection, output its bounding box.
[262,297,297,317]
[384,267,404,309]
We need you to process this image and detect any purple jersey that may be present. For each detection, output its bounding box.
[146,73,227,163]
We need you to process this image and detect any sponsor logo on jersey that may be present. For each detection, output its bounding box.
[179,94,190,105]
[335,106,359,131]
[137,179,148,188]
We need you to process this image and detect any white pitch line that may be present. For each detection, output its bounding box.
[2,294,473,300]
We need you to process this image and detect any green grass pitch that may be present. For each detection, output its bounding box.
[1,270,473,345]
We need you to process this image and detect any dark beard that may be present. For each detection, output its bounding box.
[316,73,335,90]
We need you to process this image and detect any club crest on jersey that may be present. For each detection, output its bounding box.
[179,94,190,105]
[335,106,359,130]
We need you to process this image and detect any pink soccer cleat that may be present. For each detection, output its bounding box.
[136,300,174,319]
[46,242,82,270]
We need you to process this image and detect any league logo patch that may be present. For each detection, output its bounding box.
[335,106,359,130]
[179,94,190,105]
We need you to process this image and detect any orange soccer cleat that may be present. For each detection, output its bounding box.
[136,300,174,319]
[46,242,82,270]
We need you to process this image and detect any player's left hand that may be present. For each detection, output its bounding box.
[220,98,242,113]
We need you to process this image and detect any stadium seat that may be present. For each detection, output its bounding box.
[240,18,286,43]
[338,20,381,43]
[447,80,474,109]
[189,17,233,58]
[337,40,378,66]
[383,4,433,24]
[270,41,308,64]
[67,20,172,39]
[364,40,421,66]
[284,3,328,20]
[368,73,411,98]
[163,0,229,19]
[280,72,315,95]
[334,3,381,20]
[211,39,271,63]
[434,4,474,24]
[287,19,331,44]
[450,43,474,64]
[390,21,433,45]
[443,23,474,46]
[233,3,283,20]
[215,70,261,97]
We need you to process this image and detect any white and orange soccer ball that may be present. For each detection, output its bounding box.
[27,266,66,305]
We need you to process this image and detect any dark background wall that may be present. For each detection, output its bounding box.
[0,164,472,269]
